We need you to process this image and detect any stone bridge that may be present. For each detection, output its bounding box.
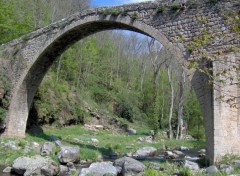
[0,0,239,163]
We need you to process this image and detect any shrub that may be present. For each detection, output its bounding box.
[171,3,181,11]
[156,5,165,13]
[145,168,162,176]
[179,167,192,176]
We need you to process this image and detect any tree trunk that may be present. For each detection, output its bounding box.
[168,66,174,139]
[176,71,185,140]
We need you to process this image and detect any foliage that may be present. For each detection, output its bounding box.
[171,3,181,11]
[179,167,193,176]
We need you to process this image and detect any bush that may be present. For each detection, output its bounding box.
[144,168,162,176]
[179,167,192,176]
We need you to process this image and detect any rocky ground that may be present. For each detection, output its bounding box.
[1,125,240,176]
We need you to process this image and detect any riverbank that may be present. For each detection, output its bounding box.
[1,125,240,175]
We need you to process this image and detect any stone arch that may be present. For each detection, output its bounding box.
[3,11,214,162]
[5,16,194,136]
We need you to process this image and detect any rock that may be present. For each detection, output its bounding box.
[4,141,20,150]
[145,136,153,143]
[12,156,57,176]
[137,137,144,142]
[90,138,99,143]
[95,125,104,130]
[198,149,206,154]
[113,157,145,176]
[79,162,117,176]
[206,165,218,174]
[0,88,4,100]
[67,162,77,173]
[183,160,199,170]
[220,164,233,174]
[148,162,164,170]
[180,146,189,151]
[57,146,80,164]
[59,163,76,176]
[164,151,178,159]
[59,165,69,176]
[41,142,55,156]
[232,160,240,165]
[32,142,40,148]
[133,147,157,158]
[50,135,61,141]
[3,166,12,173]
[55,140,62,147]
[173,150,185,157]
[127,128,136,135]
[137,136,153,143]
[41,162,59,176]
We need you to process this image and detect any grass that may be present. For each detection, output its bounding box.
[0,125,205,166]
[2,125,240,175]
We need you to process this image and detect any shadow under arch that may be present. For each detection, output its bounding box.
[4,15,213,162]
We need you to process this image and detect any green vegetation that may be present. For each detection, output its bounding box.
[171,3,181,11]
[0,124,205,165]
[156,5,165,14]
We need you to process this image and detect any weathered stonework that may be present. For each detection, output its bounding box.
[0,0,239,163]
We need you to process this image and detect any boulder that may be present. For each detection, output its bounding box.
[90,138,99,143]
[12,156,58,176]
[173,150,185,158]
[79,162,117,176]
[133,147,157,158]
[57,146,80,164]
[40,142,55,156]
[127,128,136,135]
[180,146,189,151]
[164,151,178,159]
[206,165,218,174]
[3,166,12,173]
[220,164,233,174]
[41,162,59,176]
[59,163,76,176]
[114,157,145,176]
[183,160,199,170]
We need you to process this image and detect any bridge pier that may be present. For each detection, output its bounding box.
[212,52,240,162]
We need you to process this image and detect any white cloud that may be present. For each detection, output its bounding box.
[117,0,153,4]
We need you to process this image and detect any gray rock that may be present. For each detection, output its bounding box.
[133,147,157,158]
[232,160,240,165]
[41,162,59,176]
[206,165,218,174]
[114,157,145,176]
[50,135,60,141]
[220,164,233,174]
[59,165,69,176]
[164,151,178,159]
[59,163,76,176]
[173,150,185,157]
[148,162,164,170]
[180,146,189,151]
[57,146,80,164]
[41,142,55,156]
[55,140,62,147]
[183,160,199,170]
[12,156,57,176]
[4,141,20,150]
[79,162,117,176]
[90,138,99,143]
[127,128,137,135]
[3,166,12,173]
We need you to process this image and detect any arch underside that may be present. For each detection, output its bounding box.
[4,16,214,162]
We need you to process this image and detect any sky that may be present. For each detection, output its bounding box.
[91,0,151,7]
